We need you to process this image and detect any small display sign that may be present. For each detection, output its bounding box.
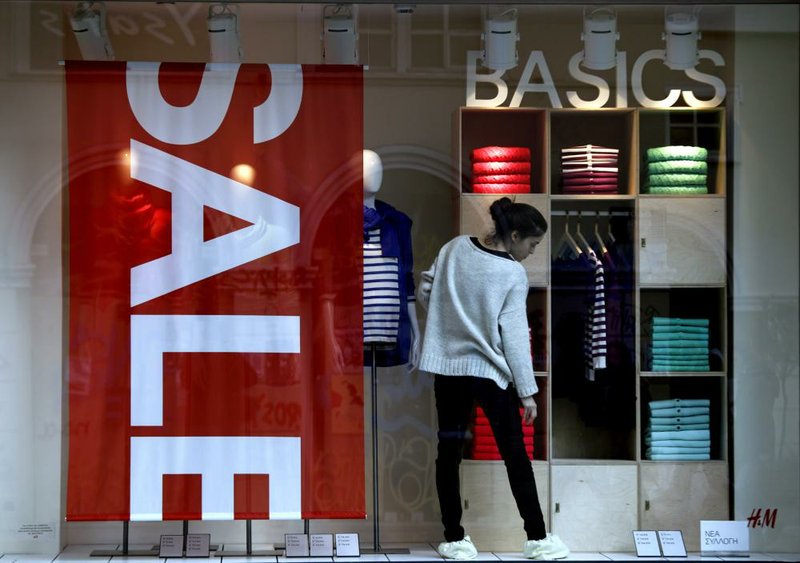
[186,533,211,557]
[658,530,687,557]
[159,534,184,558]
[310,534,334,557]
[335,533,360,557]
[285,533,310,557]
[701,520,749,555]
[633,530,662,557]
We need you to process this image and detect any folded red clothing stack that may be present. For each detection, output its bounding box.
[471,146,532,194]
[468,406,535,460]
[561,144,619,194]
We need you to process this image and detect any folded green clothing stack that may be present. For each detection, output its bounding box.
[644,145,709,194]
[650,316,710,372]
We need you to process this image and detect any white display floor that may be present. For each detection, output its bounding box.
[1,545,799,562]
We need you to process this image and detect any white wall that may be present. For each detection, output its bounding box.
[732,5,800,553]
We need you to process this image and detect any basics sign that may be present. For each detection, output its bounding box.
[66,61,365,521]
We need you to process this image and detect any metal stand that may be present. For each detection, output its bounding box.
[366,343,409,555]
[91,521,159,557]
[215,519,282,556]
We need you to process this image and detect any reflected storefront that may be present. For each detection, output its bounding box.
[0,1,797,557]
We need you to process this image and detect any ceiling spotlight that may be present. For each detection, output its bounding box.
[322,4,358,65]
[663,11,701,70]
[482,8,519,71]
[208,4,243,63]
[69,1,114,61]
[581,7,619,70]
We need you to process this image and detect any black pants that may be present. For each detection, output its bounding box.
[434,374,547,542]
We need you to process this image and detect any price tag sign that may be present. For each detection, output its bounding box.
[186,533,211,558]
[658,530,687,557]
[335,533,360,557]
[310,534,334,557]
[285,533,310,557]
[633,530,662,557]
[159,534,184,558]
[701,521,749,555]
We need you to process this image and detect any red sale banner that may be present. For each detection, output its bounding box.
[65,61,364,521]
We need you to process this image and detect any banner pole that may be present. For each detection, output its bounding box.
[123,520,129,556]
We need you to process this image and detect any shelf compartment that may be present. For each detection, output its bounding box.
[639,108,726,196]
[549,109,637,196]
[459,107,548,194]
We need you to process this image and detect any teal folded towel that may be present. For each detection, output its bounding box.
[649,399,710,409]
[646,439,711,448]
[647,453,711,461]
[653,317,710,327]
[653,325,709,335]
[646,146,708,162]
[649,429,710,441]
[652,365,711,372]
[652,352,709,360]
[650,423,710,432]
[652,343,709,351]
[652,333,709,342]
[648,173,708,186]
[648,414,710,424]
[648,446,711,455]
[652,359,710,366]
[649,407,710,418]
[648,160,708,174]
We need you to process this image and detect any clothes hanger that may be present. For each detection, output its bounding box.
[593,212,609,255]
[556,212,583,258]
[574,212,594,254]
[606,215,616,244]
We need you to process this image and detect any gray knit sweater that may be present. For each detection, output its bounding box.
[417,236,538,398]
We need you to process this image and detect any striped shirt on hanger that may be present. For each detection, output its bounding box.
[364,227,402,343]
[584,250,607,380]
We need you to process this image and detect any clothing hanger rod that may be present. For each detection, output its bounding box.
[551,210,631,217]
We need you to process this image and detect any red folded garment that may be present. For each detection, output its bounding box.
[472,161,532,175]
[563,166,619,174]
[560,171,618,179]
[472,173,531,184]
[470,451,534,461]
[562,186,619,193]
[473,183,530,194]
[471,146,531,163]
[472,436,534,446]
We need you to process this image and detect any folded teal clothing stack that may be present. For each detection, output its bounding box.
[650,317,710,372]
[644,146,709,194]
[645,398,711,461]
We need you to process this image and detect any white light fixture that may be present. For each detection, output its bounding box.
[322,5,358,65]
[581,7,619,70]
[69,1,114,60]
[662,11,701,70]
[482,8,519,71]
[208,4,243,63]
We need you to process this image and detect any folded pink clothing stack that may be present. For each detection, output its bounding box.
[561,144,619,194]
[468,406,535,460]
[471,146,532,194]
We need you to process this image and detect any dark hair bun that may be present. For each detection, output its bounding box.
[489,196,514,222]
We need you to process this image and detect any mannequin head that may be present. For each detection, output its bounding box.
[363,149,383,207]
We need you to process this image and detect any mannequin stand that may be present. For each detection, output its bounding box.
[366,342,409,555]
[214,520,282,556]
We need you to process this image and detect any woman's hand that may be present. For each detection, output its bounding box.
[520,395,538,425]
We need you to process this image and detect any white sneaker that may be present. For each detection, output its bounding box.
[437,535,478,560]
[522,533,570,560]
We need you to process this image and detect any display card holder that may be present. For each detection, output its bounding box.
[310,534,334,557]
[657,530,687,557]
[285,533,310,557]
[335,533,360,557]
[701,521,749,557]
[633,531,662,557]
[159,535,184,558]
[186,534,211,557]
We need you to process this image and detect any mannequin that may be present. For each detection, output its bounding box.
[363,149,420,369]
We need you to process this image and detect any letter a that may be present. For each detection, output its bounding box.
[129,140,300,306]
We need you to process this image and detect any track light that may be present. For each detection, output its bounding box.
[69,1,114,61]
[581,7,619,70]
[663,11,701,70]
[482,8,519,71]
[322,5,358,65]
[208,4,243,63]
